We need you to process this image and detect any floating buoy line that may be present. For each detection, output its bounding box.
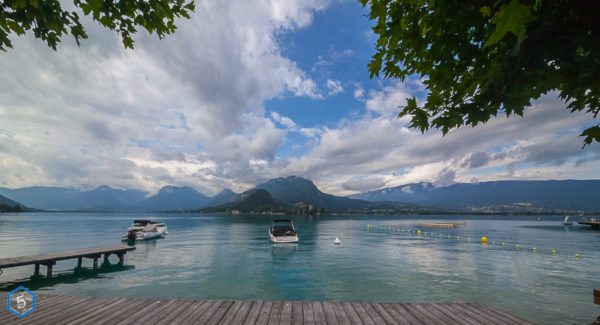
[366,223,590,260]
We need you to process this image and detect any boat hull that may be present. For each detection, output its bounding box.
[268,230,298,243]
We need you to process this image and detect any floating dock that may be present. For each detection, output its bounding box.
[421,223,456,228]
[0,293,534,324]
[0,245,135,277]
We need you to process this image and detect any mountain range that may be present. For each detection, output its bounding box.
[0,178,598,213]
[349,179,600,213]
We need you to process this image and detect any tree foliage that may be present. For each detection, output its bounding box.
[0,0,195,51]
[360,0,600,146]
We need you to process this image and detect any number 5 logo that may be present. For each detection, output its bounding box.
[7,286,35,318]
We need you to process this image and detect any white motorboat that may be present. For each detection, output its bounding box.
[563,216,573,226]
[269,219,298,243]
[121,220,168,241]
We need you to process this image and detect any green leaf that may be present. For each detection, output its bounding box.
[484,0,533,48]
[581,126,600,148]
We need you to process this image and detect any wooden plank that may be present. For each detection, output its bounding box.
[228,300,255,325]
[279,301,293,325]
[218,300,244,325]
[379,303,414,324]
[302,301,315,325]
[429,303,480,325]
[0,294,75,323]
[467,303,535,325]
[291,301,303,324]
[192,300,226,324]
[400,303,446,324]
[331,302,351,325]
[360,303,390,325]
[311,302,326,324]
[168,300,210,324]
[116,299,170,325]
[181,300,219,324]
[88,297,150,325]
[206,300,235,324]
[65,297,129,325]
[22,295,107,324]
[321,302,339,325]
[340,302,362,325]
[243,300,264,325]
[255,301,273,324]
[595,289,600,305]
[155,299,198,324]
[267,301,282,325]
[350,302,375,325]
[412,303,460,324]
[42,297,121,324]
[442,303,505,325]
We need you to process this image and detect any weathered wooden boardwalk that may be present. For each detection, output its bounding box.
[0,293,535,324]
[0,245,135,277]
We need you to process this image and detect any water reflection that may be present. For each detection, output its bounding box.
[0,261,134,292]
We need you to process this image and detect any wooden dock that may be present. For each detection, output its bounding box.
[0,245,135,277]
[0,293,535,324]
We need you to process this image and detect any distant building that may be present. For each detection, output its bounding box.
[231,210,240,214]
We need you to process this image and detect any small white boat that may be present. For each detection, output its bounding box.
[269,219,298,243]
[563,216,573,226]
[334,237,341,245]
[122,220,168,241]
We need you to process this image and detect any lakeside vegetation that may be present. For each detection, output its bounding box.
[0,204,22,213]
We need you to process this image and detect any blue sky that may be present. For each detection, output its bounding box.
[0,0,599,196]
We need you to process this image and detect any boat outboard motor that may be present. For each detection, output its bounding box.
[127,230,136,241]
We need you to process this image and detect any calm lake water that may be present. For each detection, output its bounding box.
[0,213,599,324]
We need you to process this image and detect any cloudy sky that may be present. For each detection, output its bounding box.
[1,0,599,197]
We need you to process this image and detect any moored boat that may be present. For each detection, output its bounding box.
[563,216,573,226]
[122,220,168,241]
[269,219,298,243]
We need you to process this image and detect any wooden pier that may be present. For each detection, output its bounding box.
[0,245,135,278]
[0,293,535,324]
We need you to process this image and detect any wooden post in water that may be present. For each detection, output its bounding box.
[77,257,82,268]
[45,262,55,278]
[117,253,124,264]
[104,253,110,263]
[34,263,39,275]
[594,289,600,325]
[93,256,99,269]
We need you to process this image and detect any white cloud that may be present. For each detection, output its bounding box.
[326,79,344,96]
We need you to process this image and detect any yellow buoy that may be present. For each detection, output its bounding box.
[457,236,460,239]
[417,230,422,235]
[575,254,580,258]
[516,245,520,249]
[492,241,495,245]
[502,242,506,246]
[533,248,537,252]
[552,250,556,254]
[481,237,488,245]
[468,237,471,241]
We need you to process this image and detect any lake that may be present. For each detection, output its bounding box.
[0,213,598,324]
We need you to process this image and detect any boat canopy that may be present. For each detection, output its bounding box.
[272,219,293,223]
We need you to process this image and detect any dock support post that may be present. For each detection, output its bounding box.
[77,257,82,268]
[117,253,124,264]
[46,262,54,278]
[104,253,110,263]
[34,263,39,275]
[93,256,99,269]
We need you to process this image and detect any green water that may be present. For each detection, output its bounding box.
[0,213,599,324]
